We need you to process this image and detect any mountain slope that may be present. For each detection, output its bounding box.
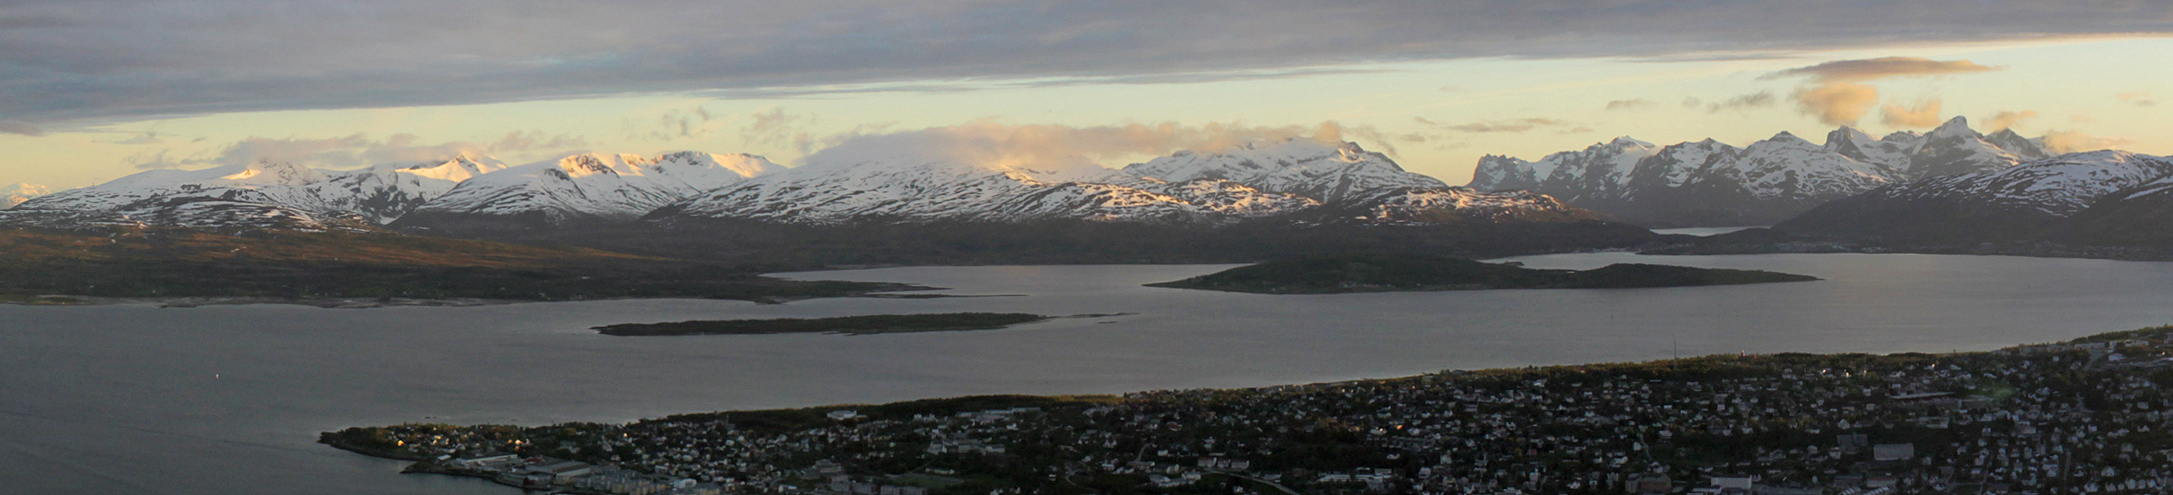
[4,158,506,230]
[1774,150,2173,241]
[2065,175,2173,245]
[1122,139,1448,201]
[1467,117,2045,227]
[394,152,781,230]
[656,139,1585,227]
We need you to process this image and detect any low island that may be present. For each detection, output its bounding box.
[1147,253,1818,294]
[594,312,1054,336]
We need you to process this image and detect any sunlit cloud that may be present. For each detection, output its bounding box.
[1769,57,1999,126]
[1985,110,2040,131]
[801,120,1401,172]
[1879,100,1945,128]
[2040,130,2134,154]
[1791,83,1881,126]
[1768,57,2000,83]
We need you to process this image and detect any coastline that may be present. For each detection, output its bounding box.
[327,325,2173,494]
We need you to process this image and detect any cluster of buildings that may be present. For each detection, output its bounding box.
[347,331,2173,495]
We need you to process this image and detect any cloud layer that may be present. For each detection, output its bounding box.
[130,131,587,169]
[799,120,1369,174]
[1770,57,2000,126]
[2,1,2166,126]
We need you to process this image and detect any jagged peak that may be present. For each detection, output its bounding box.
[1927,116,1979,139]
[1827,125,1875,144]
[1606,136,1644,146]
[1764,131,1812,145]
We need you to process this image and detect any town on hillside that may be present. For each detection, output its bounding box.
[329,327,2173,495]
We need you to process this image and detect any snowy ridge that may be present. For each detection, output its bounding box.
[1336,187,1596,225]
[1466,117,2051,227]
[398,152,782,227]
[1773,150,2173,241]
[7,157,507,230]
[1122,139,1448,202]
[7,140,1590,231]
[1849,150,2173,217]
[661,139,1571,226]
[1728,131,1896,201]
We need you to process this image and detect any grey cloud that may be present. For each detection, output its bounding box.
[1423,117,1572,133]
[1702,92,1777,113]
[0,120,44,136]
[1,0,2166,125]
[136,131,587,170]
[2117,92,2158,107]
[109,131,162,144]
[1766,57,1999,83]
[1604,99,1652,111]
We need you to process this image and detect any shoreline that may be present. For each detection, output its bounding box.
[326,325,2173,494]
[0,287,959,309]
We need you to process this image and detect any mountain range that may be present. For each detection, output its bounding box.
[1468,116,2050,227]
[4,140,1599,233]
[1775,150,2173,244]
[8,119,2168,259]
[653,139,1590,226]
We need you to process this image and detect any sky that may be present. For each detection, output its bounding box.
[1,0,2169,190]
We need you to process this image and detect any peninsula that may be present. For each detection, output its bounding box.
[1146,253,1818,294]
[593,313,1053,336]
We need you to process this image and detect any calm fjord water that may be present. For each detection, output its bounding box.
[2,253,2170,494]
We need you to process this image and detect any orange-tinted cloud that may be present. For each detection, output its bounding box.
[2040,130,2133,154]
[1985,110,2040,131]
[1770,57,2000,126]
[1880,100,1945,128]
[1769,57,1999,83]
[1792,83,1880,126]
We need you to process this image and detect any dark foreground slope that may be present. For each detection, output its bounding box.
[1146,253,1816,294]
[0,227,906,304]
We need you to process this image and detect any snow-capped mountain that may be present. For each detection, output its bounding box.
[394,152,782,229]
[4,157,506,230]
[2,183,48,208]
[655,139,1579,226]
[654,146,1305,224]
[1327,187,1601,225]
[1775,150,2173,241]
[1468,117,2045,227]
[1122,139,1448,201]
